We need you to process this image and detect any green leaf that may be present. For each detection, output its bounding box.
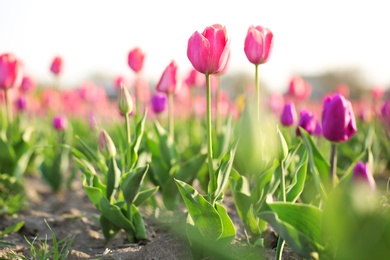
[300,128,329,200]
[131,204,147,240]
[214,203,236,245]
[0,221,24,238]
[130,110,147,170]
[277,125,288,162]
[286,152,308,203]
[133,186,159,207]
[175,179,222,241]
[211,139,238,204]
[121,165,149,205]
[259,202,325,259]
[106,157,121,200]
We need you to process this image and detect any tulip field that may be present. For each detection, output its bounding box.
[1,24,390,260]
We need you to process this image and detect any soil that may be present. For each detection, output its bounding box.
[0,174,302,260]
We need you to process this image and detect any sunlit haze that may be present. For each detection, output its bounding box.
[1,0,389,92]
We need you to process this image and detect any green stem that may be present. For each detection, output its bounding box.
[215,75,221,135]
[330,142,338,188]
[280,161,286,202]
[255,64,260,121]
[4,89,11,126]
[206,74,214,193]
[276,237,285,260]
[125,113,132,170]
[168,92,174,140]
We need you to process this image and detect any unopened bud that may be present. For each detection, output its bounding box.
[118,84,133,115]
[99,130,116,158]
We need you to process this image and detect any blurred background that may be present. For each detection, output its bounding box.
[1,0,389,99]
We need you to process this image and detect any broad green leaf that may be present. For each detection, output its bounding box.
[133,186,159,207]
[259,202,325,259]
[277,125,288,162]
[162,153,207,210]
[106,157,121,200]
[300,128,329,200]
[84,186,135,232]
[286,152,308,203]
[121,165,149,204]
[175,179,222,241]
[131,204,147,240]
[130,110,147,170]
[214,203,235,245]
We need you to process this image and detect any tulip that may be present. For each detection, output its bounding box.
[15,95,27,112]
[335,83,350,98]
[187,24,230,75]
[244,25,273,120]
[296,109,317,136]
[287,75,311,101]
[185,68,205,88]
[99,130,116,158]
[53,114,68,131]
[50,56,62,75]
[20,75,36,93]
[280,102,297,127]
[244,25,273,65]
[314,120,322,136]
[114,76,125,92]
[118,84,134,116]
[150,92,167,114]
[155,60,181,94]
[0,53,21,90]
[321,93,357,143]
[127,47,145,73]
[353,161,376,190]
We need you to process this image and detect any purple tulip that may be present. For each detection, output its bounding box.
[321,93,357,142]
[151,92,167,114]
[53,115,68,131]
[314,120,322,136]
[296,109,317,136]
[353,161,376,190]
[16,95,27,111]
[280,102,297,127]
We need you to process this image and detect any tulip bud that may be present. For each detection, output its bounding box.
[53,115,68,131]
[99,130,116,158]
[118,84,133,115]
[321,93,357,142]
[155,60,181,94]
[353,161,376,190]
[296,109,317,136]
[280,102,297,127]
[128,47,145,73]
[50,56,62,75]
[150,92,167,114]
[20,75,36,93]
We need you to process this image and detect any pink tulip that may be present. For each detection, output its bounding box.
[114,76,125,92]
[128,47,145,73]
[184,68,205,88]
[244,25,274,65]
[20,75,36,93]
[335,83,350,98]
[287,75,311,101]
[187,24,230,75]
[371,85,385,99]
[50,56,62,75]
[155,60,181,94]
[0,53,21,89]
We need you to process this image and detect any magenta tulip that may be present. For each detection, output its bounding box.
[53,114,68,131]
[244,25,273,65]
[184,68,205,88]
[353,161,376,190]
[280,102,297,127]
[128,47,145,73]
[296,109,317,136]
[150,92,167,114]
[50,56,62,75]
[321,93,357,142]
[187,24,230,75]
[155,60,181,94]
[0,53,21,89]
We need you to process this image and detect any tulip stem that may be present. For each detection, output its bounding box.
[255,64,260,121]
[330,142,338,187]
[125,113,132,170]
[4,89,12,126]
[206,74,214,190]
[215,74,221,136]
[168,92,174,140]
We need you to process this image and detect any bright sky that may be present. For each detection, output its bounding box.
[1,0,389,92]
